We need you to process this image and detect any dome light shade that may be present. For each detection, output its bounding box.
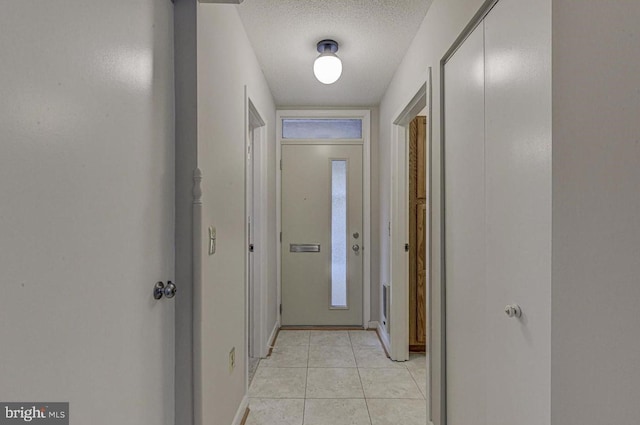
[313,40,342,84]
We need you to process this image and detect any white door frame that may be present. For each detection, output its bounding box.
[244,89,268,393]
[276,109,372,328]
[388,71,431,364]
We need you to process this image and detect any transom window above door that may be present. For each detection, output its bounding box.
[282,119,363,139]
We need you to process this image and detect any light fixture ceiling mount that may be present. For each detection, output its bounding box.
[313,39,342,85]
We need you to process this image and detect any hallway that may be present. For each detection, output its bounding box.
[246,330,426,425]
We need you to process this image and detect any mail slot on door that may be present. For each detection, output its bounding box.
[289,244,321,253]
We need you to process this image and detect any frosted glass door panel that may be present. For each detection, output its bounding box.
[331,160,347,308]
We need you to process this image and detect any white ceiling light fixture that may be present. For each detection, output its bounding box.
[313,40,342,85]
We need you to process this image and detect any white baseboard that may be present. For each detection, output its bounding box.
[231,395,249,425]
[367,321,379,329]
[264,320,279,357]
[377,322,391,354]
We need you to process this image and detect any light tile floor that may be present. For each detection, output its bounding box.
[247,330,427,425]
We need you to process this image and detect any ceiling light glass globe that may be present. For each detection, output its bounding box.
[313,52,343,84]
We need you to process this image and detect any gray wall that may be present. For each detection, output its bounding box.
[174,1,198,425]
[551,1,640,423]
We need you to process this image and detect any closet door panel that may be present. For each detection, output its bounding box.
[484,0,552,423]
[444,23,486,425]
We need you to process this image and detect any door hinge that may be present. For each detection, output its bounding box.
[405,243,410,252]
[280,159,282,170]
[249,244,254,253]
[279,304,282,315]
[280,232,282,243]
[388,222,391,237]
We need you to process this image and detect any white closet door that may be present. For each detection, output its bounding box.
[444,23,486,425]
[484,0,552,423]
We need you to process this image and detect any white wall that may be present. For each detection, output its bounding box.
[378,0,485,422]
[551,1,640,424]
[196,4,276,425]
[0,1,175,424]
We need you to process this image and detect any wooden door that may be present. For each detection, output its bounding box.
[409,115,427,350]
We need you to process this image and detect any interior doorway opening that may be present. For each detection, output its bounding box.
[387,69,432,418]
[246,96,267,386]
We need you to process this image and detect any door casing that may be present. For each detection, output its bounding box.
[276,109,372,328]
[245,91,268,398]
[387,72,433,421]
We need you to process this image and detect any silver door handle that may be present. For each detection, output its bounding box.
[164,281,177,299]
[153,281,177,300]
[352,244,360,253]
[504,304,522,318]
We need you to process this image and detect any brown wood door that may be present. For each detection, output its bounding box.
[409,115,427,350]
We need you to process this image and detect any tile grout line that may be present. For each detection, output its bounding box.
[302,333,310,425]
[405,357,428,400]
[351,331,373,425]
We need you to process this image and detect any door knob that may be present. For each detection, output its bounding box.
[164,281,177,299]
[153,281,165,300]
[352,244,360,253]
[153,281,177,300]
[504,304,522,318]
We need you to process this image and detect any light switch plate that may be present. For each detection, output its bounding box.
[208,226,216,255]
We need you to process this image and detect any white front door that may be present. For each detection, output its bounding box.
[281,144,364,326]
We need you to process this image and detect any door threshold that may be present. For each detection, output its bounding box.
[409,344,427,353]
[280,325,366,331]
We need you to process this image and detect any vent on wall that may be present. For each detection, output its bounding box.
[383,283,391,330]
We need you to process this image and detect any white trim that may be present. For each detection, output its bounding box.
[367,320,379,330]
[255,122,269,359]
[377,322,391,354]
[276,118,282,325]
[231,395,249,425]
[244,87,268,402]
[389,122,410,361]
[276,109,371,327]
[267,320,279,350]
[426,66,434,425]
[389,80,429,362]
[192,168,203,425]
[362,112,371,327]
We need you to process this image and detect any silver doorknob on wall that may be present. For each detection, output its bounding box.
[164,281,177,299]
[504,304,522,318]
[153,281,177,300]
[352,244,360,253]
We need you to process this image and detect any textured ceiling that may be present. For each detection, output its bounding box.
[237,0,431,107]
